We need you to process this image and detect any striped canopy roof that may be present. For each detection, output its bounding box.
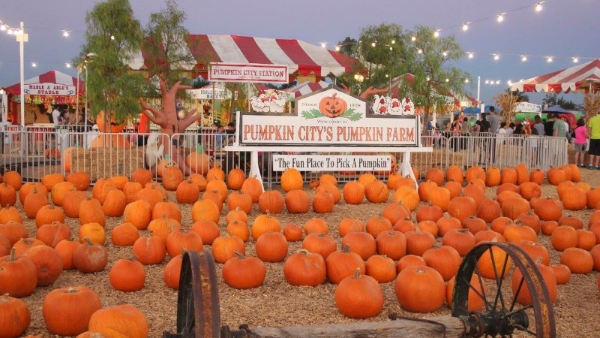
[510,59,600,94]
[128,34,359,79]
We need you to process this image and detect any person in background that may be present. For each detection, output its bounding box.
[497,122,508,138]
[572,118,588,168]
[513,123,524,136]
[487,106,499,133]
[529,128,540,166]
[553,114,567,138]
[522,116,532,135]
[51,105,61,128]
[505,123,515,137]
[544,114,556,137]
[533,115,545,136]
[588,111,600,170]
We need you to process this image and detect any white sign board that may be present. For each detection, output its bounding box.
[240,87,419,147]
[23,83,76,96]
[188,87,231,100]
[515,102,542,113]
[209,63,289,83]
[272,154,392,172]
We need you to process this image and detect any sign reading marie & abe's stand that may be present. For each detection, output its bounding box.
[235,86,421,172]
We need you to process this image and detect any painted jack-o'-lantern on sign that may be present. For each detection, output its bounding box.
[319,93,347,118]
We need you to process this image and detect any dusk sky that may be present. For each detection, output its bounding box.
[0,0,598,105]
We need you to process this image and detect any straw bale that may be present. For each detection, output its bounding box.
[70,146,146,180]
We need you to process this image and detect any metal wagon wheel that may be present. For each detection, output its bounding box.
[451,242,556,338]
[163,250,221,338]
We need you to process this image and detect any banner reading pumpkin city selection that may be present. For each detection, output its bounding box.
[209,62,289,83]
[272,154,392,172]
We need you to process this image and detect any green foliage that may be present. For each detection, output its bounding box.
[77,0,145,124]
[335,24,472,126]
[543,92,577,110]
[142,0,196,87]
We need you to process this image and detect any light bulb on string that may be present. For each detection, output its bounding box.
[442,51,448,57]
[31,62,37,67]
[0,24,6,31]
[7,28,14,35]
[433,30,440,38]
[371,42,376,47]
[66,63,71,68]
[391,39,395,44]
[485,80,490,84]
[411,36,416,42]
[573,57,579,63]
[468,52,474,59]
[493,54,500,61]
[417,49,423,54]
[320,42,326,48]
[547,57,553,63]
[521,55,527,62]
[497,13,504,23]
[445,78,449,82]
[110,35,115,40]
[496,80,500,85]
[465,79,469,83]
[335,46,340,52]
[462,23,469,31]
[62,30,70,37]
[536,2,543,12]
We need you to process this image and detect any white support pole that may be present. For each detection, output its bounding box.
[16,22,28,127]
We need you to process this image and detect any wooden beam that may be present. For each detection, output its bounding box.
[246,316,466,338]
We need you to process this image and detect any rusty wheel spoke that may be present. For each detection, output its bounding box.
[452,242,555,338]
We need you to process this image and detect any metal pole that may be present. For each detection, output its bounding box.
[17,21,27,127]
[85,65,88,125]
[76,67,80,124]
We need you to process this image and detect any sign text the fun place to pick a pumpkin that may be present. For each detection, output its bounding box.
[238,86,419,147]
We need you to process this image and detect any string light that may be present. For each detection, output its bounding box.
[462,23,469,31]
[31,62,36,67]
[521,55,528,62]
[433,29,440,38]
[62,30,70,37]
[536,2,544,11]
[65,63,71,68]
[468,52,474,59]
[465,79,469,83]
[546,56,553,63]
[411,36,416,42]
[320,42,326,48]
[493,54,500,61]
[497,13,505,23]
[417,48,423,54]
[442,51,448,57]
[573,57,579,63]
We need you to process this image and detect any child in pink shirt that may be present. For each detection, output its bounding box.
[573,118,588,167]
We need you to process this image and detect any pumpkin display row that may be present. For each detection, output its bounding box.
[0,161,598,336]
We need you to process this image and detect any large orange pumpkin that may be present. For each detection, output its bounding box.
[96,111,125,133]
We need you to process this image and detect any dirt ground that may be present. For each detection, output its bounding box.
[14,168,600,338]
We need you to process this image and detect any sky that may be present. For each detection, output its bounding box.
[0,0,599,106]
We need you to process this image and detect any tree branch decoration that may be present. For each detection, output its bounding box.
[494,92,519,122]
[583,92,600,119]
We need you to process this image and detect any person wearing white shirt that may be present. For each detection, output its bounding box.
[51,106,61,129]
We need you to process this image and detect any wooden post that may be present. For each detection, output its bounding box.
[245,316,466,338]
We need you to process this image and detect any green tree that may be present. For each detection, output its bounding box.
[506,88,529,103]
[142,0,197,92]
[337,37,358,57]
[335,24,472,126]
[76,0,146,125]
[399,26,472,124]
[543,92,577,109]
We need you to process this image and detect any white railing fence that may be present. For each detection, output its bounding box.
[0,127,569,185]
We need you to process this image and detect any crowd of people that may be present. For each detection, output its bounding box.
[428,108,600,169]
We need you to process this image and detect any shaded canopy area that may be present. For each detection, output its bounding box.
[510,59,600,94]
[127,34,360,81]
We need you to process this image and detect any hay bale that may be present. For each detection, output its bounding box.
[70,146,146,181]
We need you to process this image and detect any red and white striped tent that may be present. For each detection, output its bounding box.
[4,70,84,96]
[285,81,331,98]
[128,34,359,80]
[510,58,600,94]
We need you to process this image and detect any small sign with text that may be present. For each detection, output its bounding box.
[272,155,392,172]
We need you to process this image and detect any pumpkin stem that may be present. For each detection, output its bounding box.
[352,268,362,279]
[342,243,351,252]
[296,249,311,255]
[7,247,16,261]
[234,251,245,259]
[83,237,94,246]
